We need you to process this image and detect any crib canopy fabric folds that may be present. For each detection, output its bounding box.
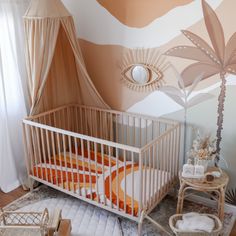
[24,0,109,115]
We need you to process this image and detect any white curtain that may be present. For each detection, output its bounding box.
[0,0,29,192]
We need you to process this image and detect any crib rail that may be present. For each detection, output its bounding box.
[140,123,180,214]
[23,104,180,221]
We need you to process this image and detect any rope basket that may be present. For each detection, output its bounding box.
[169,214,222,236]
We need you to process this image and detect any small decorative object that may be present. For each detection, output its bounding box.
[187,130,217,171]
[204,172,215,183]
[182,159,194,178]
[211,171,221,178]
[120,48,168,91]
[194,160,205,177]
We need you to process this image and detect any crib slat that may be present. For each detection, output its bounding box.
[51,131,58,187]
[56,133,64,188]
[95,111,98,138]
[110,113,113,142]
[80,139,86,197]
[148,148,151,208]
[30,126,38,178]
[87,141,93,200]
[101,144,106,206]
[151,145,155,206]
[68,136,75,192]
[74,137,80,196]
[37,127,46,181]
[138,153,143,217]
[160,138,164,199]
[123,150,127,213]
[131,152,134,216]
[62,134,69,191]
[108,146,112,208]
[144,150,147,206]
[116,148,119,211]
[75,106,78,133]
[94,142,99,203]
[133,117,135,147]
[45,129,53,184]
[139,117,142,148]
[79,107,83,134]
[153,142,158,203]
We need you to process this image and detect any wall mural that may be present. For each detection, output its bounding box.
[62,0,236,188]
[159,66,214,160]
[165,0,236,165]
[96,0,193,28]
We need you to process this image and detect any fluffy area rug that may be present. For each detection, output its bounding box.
[3,185,235,236]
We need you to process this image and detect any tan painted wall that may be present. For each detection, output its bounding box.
[96,0,193,28]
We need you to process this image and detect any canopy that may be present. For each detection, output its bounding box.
[24,0,109,115]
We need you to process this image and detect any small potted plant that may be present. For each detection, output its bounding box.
[187,130,217,171]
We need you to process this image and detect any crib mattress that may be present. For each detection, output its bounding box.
[32,151,172,216]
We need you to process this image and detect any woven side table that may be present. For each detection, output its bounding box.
[176,167,229,221]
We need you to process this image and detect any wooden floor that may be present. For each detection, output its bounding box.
[0,187,27,208]
[231,222,236,236]
[0,187,235,235]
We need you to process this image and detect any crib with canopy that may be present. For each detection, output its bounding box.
[22,0,181,233]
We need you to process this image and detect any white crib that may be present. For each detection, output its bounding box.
[22,104,180,231]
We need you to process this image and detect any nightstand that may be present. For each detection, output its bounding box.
[176,167,229,221]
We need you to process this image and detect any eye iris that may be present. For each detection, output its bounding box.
[131,65,149,84]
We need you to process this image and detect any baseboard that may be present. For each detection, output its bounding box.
[187,194,236,216]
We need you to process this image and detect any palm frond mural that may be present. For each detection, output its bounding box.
[225,188,236,206]
[159,67,214,160]
[165,0,236,164]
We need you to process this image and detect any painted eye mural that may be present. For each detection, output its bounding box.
[120,48,168,92]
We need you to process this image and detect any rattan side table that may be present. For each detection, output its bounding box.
[176,168,229,221]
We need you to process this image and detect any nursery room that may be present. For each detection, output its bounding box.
[1,0,236,235]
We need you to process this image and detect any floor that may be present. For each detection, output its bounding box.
[0,187,27,208]
[0,187,236,235]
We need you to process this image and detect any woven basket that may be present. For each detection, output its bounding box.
[169,214,222,236]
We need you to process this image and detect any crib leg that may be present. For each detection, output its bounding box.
[29,178,34,192]
[138,210,146,236]
[145,215,173,236]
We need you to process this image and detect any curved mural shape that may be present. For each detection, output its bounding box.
[97,0,193,28]
[62,0,222,48]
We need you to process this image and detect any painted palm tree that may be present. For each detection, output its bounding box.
[159,67,213,161]
[165,0,236,164]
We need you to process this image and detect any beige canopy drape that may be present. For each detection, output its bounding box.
[24,0,109,115]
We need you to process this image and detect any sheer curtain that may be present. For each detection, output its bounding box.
[0,0,29,192]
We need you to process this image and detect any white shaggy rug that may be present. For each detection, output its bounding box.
[19,198,122,236]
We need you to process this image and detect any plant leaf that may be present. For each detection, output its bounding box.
[226,64,236,75]
[225,33,236,65]
[187,73,204,97]
[181,30,219,64]
[164,93,186,108]
[187,93,214,108]
[165,46,216,65]
[229,53,236,64]
[181,62,220,87]
[170,66,185,90]
[159,86,184,98]
[202,0,225,63]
